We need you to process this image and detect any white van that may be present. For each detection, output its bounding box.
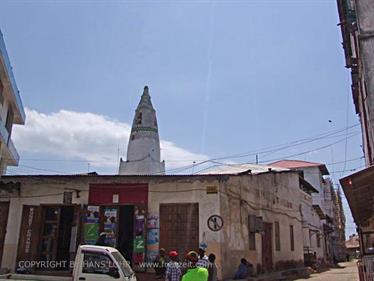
[72,245,137,281]
[0,245,136,281]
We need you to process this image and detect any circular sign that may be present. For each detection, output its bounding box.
[207,215,224,231]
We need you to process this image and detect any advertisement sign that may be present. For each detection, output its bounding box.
[84,206,100,244]
[104,207,117,247]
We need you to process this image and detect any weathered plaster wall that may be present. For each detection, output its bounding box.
[219,172,304,279]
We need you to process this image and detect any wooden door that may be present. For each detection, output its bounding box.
[17,205,42,271]
[159,203,199,256]
[0,202,9,266]
[262,222,273,272]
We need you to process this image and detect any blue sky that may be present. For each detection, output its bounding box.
[0,0,363,236]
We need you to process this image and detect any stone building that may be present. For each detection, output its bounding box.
[336,1,374,277]
[118,86,165,175]
[0,165,306,279]
[0,29,25,174]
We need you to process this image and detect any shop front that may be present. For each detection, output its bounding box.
[16,203,81,273]
[86,183,148,269]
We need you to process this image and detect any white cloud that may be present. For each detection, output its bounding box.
[11,108,209,173]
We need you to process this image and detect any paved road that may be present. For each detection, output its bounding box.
[294,261,359,281]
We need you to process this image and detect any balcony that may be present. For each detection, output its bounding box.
[0,120,19,166]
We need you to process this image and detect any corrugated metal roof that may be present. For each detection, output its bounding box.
[2,164,293,179]
[197,163,289,175]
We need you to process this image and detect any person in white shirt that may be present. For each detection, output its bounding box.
[196,247,209,268]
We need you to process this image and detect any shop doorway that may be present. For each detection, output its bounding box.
[0,202,9,266]
[57,206,74,263]
[39,205,75,269]
[117,205,135,262]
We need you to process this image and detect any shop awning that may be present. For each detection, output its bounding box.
[340,166,374,225]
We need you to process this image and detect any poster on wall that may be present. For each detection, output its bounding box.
[134,236,145,253]
[135,215,145,236]
[132,213,146,269]
[86,206,100,223]
[84,206,100,244]
[104,207,117,247]
[146,214,159,262]
[147,214,159,229]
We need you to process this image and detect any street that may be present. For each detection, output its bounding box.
[295,261,359,281]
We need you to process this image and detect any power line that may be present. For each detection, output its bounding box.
[157,125,362,175]
[6,123,362,176]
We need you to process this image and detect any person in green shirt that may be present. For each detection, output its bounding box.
[182,251,209,281]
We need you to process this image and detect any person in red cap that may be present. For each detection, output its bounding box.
[165,250,181,281]
[182,251,208,281]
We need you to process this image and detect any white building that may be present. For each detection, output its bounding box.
[270,160,339,264]
[0,30,25,174]
[118,86,165,175]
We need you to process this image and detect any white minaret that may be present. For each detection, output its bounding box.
[119,86,165,175]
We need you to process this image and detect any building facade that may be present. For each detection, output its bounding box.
[0,166,306,279]
[0,30,25,174]
[271,160,346,264]
[336,1,374,278]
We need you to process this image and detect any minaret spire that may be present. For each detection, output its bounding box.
[119,86,165,175]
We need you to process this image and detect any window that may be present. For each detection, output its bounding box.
[111,251,134,277]
[83,251,116,275]
[248,215,256,250]
[136,112,142,125]
[0,79,4,105]
[274,221,280,251]
[317,233,321,248]
[5,107,14,137]
[290,225,294,251]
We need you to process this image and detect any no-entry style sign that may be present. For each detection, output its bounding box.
[207,215,224,231]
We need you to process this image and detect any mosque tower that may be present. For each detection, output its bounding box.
[119,86,165,175]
